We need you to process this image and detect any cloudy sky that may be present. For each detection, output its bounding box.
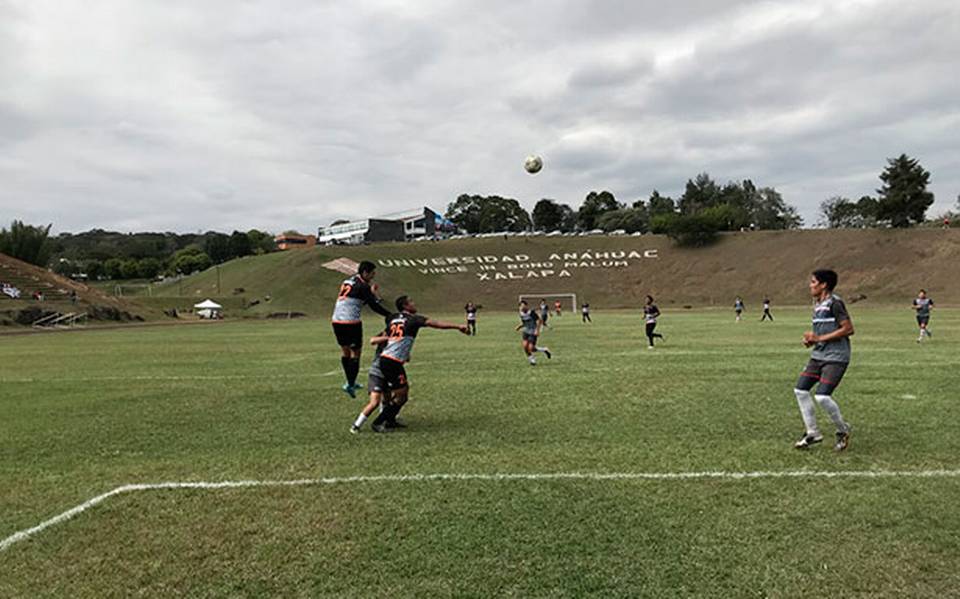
[1,0,958,234]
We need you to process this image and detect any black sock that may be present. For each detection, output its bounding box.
[347,358,360,387]
[341,356,352,383]
[373,403,399,426]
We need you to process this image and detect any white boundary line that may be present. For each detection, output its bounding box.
[0,369,354,384]
[3,469,960,552]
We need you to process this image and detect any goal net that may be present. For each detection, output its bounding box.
[518,293,577,313]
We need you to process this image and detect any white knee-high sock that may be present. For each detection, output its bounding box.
[353,413,368,428]
[535,346,549,353]
[794,389,819,435]
[815,395,849,432]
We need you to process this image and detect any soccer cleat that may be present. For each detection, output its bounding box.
[544,349,552,359]
[350,425,360,434]
[794,433,824,449]
[385,419,407,430]
[342,383,356,399]
[647,345,655,350]
[835,429,851,452]
[352,382,364,390]
[371,422,389,433]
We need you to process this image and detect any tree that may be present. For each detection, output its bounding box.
[84,259,105,280]
[559,205,578,232]
[597,207,648,233]
[751,187,802,230]
[577,190,621,230]
[205,233,232,264]
[446,195,532,233]
[228,231,253,258]
[876,154,934,227]
[678,173,721,215]
[646,191,676,217]
[171,247,212,275]
[0,220,53,266]
[120,259,141,280]
[819,197,859,228]
[246,229,275,254]
[532,199,566,231]
[138,257,163,279]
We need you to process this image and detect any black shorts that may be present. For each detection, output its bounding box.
[368,368,386,394]
[332,322,362,349]
[379,357,409,392]
[796,359,848,396]
[522,333,538,344]
[917,315,930,326]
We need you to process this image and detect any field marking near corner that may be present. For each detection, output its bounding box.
[0,369,351,385]
[3,469,960,553]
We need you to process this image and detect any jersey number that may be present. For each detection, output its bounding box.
[338,283,353,299]
[389,322,405,339]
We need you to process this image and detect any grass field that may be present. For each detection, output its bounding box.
[2,306,959,597]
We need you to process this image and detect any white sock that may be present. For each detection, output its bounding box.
[794,389,819,435]
[352,413,368,429]
[815,395,848,432]
[528,355,536,364]
[535,346,549,353]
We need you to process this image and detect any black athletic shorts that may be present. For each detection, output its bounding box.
[796,359,848,396]
[522,333,538,344]
[368,368,386,394]
[917,315,930,326]
[379,357,409,391]
[332,322,362,349]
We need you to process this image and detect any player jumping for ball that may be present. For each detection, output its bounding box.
[793,269,854,452]
[331,261,393,398]
[644,295,664,348]
[516,300,551,365]
[912,289,934,343]
[368,296,469,432]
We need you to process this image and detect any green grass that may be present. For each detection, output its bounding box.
[1,307,959,597]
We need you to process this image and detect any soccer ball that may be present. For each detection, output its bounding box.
[524,155,543,174]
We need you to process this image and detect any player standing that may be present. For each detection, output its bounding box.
[464,301,479,336]
[643,295,664,349]
[516,300,551,365]
[350,323,391,433]
[554,299,563,317]
[332,261,392,398]
[793,269,854,451]
[734,296,745,322]
[760,296,774,322]
[368,296,469,432]
[581,302,592,323]
[539,299,550,328]
[912,289,934,343]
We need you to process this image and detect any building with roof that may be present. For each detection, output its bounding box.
[318,207,454,245]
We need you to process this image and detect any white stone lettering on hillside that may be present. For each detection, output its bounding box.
[370,248,658,283]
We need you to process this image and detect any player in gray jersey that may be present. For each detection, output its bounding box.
[331,261,392,398]
[368,295,469,432]
[350,320,392,433]
[912,289,934,343]
[516,300,551,365]
[734,297,745,322]
[793,269,854,451]
[539,300,550,328]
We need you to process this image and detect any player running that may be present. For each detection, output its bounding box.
[760,297,773,322]
[464,301,479,336]
[332,261,392,398]
[643,295,664,349]
[912,289,934,343]
[581,302,592,323]
[734,296,745,322]
[368,296,469,432]
[793,269,854,452]
[350,323,392,433]
[554,299,563,317]
[516,300,551,365]
[539,299,550,328]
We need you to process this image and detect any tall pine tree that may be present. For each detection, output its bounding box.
[876,154,933,227]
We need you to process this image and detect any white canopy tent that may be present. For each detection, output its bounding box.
[194,299,223,319]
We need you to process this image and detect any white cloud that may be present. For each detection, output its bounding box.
[1,0,958,233]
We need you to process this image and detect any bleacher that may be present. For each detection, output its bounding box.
[0,260,73,302]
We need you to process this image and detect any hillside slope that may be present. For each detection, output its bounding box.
[151,229,960,316]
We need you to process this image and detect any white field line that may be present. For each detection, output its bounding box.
[0,369,356,384]
[3,469,960,552]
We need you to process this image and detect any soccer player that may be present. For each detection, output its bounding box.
[350,324,391,433]
[734,296,745,322]
[793,269,854,451]
[554,299,563,317]
[539,299,550,328]
[368,296,469,432]
[760,296,773,322]
[331,261,393,398]
[581,302,592,323]
[912,289,934,342]
[464,301,479,336]
[643,295,664,348]
[516,300,551,365]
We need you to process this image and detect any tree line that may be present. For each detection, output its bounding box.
[0,226,278,279]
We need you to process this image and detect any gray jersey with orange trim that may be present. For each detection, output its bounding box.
[913,297,933,317]
[810,294,851,363]
[381,312,429,363]
[520,310,540,335]
[331,275,390,323]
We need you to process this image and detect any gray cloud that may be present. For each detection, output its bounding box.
[1,0,958,234]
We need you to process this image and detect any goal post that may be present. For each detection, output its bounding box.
[518,293,577,313]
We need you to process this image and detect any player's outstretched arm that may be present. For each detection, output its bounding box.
[426,319,470,334]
